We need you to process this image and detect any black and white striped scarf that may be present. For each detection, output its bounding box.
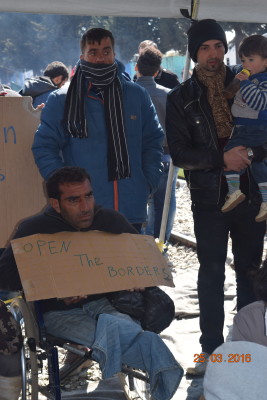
[63,60,130,181]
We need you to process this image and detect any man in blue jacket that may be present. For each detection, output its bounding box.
[32,28,164,232]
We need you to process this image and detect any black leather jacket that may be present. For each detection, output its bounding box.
[166,66,261,205]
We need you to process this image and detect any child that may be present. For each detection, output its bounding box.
[221,34,267,222]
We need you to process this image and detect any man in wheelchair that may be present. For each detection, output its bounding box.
[0,166,183,400]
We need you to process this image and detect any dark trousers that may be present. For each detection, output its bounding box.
[192,199,266,354]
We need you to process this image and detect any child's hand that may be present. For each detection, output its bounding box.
[235,69,250,81]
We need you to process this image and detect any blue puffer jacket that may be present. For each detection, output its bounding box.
[32,61,164,224]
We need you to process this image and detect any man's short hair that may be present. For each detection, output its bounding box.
[80,28,115,54]
[138,40,158,53]
[46,166,91,200]
[44,61,69,80]
[137,47,162,76]
[238,35,267,59]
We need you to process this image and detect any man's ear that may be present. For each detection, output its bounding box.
[50,198,61,214]
[80,54,84,60]
[135,64,138,72]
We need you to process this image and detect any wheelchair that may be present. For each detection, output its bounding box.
[9,294,151,400]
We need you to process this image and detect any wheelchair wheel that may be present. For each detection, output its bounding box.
[9,297,39,400]
[118,369,150,400]
[132,374,150,400]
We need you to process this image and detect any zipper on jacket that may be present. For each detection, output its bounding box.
[186,79,223,204]
[184,99,198,110]
[196,79,223,204]
[246,168,252,204]
[217,170,223,205]
[113,181,119,211]
[195,80,218,151]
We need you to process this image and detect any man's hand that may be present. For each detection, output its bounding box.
[36,103,45,110]
[61,295,88,305]
[224,146,251,172]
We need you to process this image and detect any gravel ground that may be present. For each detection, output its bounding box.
[170,179,267,258]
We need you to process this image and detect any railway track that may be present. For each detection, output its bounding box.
[169,230,196,248]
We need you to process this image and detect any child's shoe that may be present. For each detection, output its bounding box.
[255,202,267,222]
[221,190,246,213]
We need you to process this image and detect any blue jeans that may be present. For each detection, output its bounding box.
[192,199,265,354]
[43,297,183,400]
[224,125,267,184]
[146,163,178,241]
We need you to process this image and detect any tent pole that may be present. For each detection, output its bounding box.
[157,0,200,252]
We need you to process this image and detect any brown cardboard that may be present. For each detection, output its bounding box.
[0,97,47,248]
[11,231,175,301]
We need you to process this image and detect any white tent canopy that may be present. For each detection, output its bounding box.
[0,0,266,23]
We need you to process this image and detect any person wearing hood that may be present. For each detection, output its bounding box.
[32,28,164,232]
[19,61,69,107]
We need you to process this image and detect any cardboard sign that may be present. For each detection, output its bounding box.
[0,97,47,248]
[11,231,175,301]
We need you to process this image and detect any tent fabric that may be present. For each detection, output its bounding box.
[0,0,266,23]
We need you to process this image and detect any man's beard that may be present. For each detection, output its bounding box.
[203,58,224,74]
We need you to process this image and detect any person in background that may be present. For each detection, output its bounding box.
[231,257,267,346]
[19,61,69,107]
[32,28,163,233]
[135,47,178,242]
[166,18,266,375]
[0,84,21,97]
[133,40,179,89]
[201,341,267,400]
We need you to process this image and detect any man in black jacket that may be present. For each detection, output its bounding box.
[166,19,266,375]
[19,61,69,108]
[0,166,183,400]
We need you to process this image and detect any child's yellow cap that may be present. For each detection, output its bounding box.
[241,69,250,76]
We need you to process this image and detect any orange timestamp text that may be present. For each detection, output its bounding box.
[194,353,251,363]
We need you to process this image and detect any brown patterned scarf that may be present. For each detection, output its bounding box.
[196,63,233,138]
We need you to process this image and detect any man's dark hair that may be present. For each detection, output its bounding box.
[44,61,69,80]
[137,47,162,76]
[46,166,91,200]
[253,258,267,302]
[80,28,115,54]
[238,35,267,59]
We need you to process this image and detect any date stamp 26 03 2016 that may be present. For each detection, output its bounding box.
[194,353,251,363]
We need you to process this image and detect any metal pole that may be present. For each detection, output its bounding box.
[157,0,200,252]
[158,161,175,250]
